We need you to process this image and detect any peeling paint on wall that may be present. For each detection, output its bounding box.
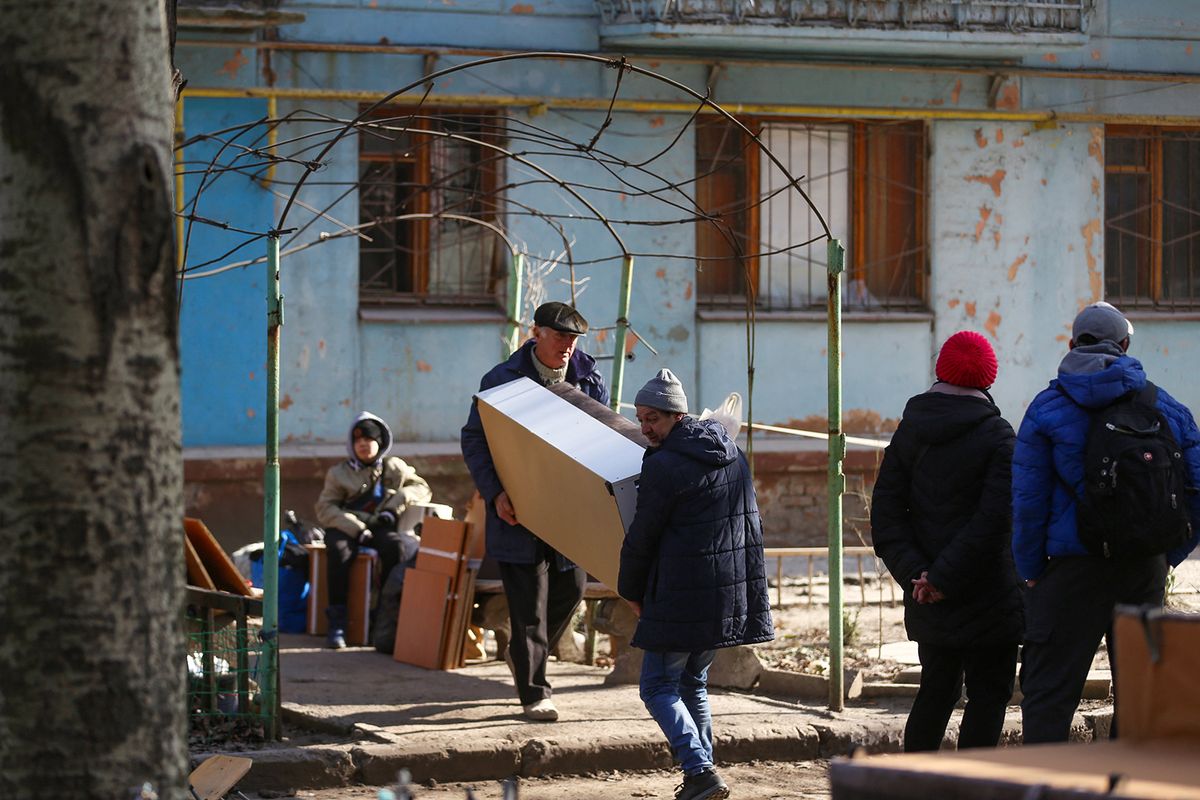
[684,281,693,300]
[280,394,294,410]
[219,49,248,78]
[974,205,992,241]
[1088,126,1104,165]
[1043,53,1058,63]
[510,3,535,12]
[416,360,432,372]
[667,325,689,342]
[995,84,1020,110]
[965,301,977,317]
[966,169,1007,198]
[948,298,961,309]
[974,128,988,148]
[951,79,963,105]
[995,129,1004,144]
[984,310,1002,338]
[1007,253,1028,281]
[1081,218,1102,300]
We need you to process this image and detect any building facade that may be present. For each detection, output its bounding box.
[175,0,1200,550]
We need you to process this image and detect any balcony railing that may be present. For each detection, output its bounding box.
[597,0,1092,32]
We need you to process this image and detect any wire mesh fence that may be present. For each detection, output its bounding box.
[186,590,268,743]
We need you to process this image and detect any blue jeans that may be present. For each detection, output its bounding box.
[639,649,717,776]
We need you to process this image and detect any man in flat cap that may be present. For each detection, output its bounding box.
[1013,301,1200,743]
[460,302,608,721]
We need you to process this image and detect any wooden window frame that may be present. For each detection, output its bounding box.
[358,108,504,308]
[695,116,927,311]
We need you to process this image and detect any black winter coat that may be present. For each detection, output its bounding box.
[618,417,774,653]
[871,389,1023,647]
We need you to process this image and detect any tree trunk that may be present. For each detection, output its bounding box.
[0,2,186,798]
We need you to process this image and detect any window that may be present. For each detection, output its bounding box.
[695,117,926,311]
[358,111,504,306]
[1105,126,1200,310]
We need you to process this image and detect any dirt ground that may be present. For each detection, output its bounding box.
[250,761,834,800]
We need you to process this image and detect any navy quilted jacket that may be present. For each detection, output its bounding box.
[618,417,774,652]
[460,339,609,565]
[1012,349,1200,581]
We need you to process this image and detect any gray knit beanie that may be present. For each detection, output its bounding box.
[635,368,689,414]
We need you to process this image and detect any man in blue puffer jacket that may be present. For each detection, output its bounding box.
[461,302,608,723]
[1013,301,1200,744]
[619,369,773,800]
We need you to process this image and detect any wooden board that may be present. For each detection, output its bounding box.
[415,518,468,579]
[830,739,1200,799]
[189,754,252,800]
[394,568,452,670]
[184,518,252,597]
[1114,609,1200,742]
[185,534,216,591]
[305,543,375,646]
[475,378,641,589]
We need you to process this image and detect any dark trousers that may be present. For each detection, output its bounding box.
[325,527,410,607]
[1020,554,1167,744]
[905,642,1018,752]
[498,553,586,706]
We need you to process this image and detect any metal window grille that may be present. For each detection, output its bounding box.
[358,112,505,307]
[1105,127,1200,311]
[696,118,926,312]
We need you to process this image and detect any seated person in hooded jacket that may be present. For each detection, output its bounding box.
[315,412,432,649]
[618,369,773,800]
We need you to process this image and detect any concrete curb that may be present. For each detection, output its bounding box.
[203,705,1116,792]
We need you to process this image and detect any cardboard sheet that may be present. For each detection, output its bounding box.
[1114,608,1200,742]
[830,739,1200,799]
[393,568,452,670]
[185,518,253,597]
[475,377,645,589]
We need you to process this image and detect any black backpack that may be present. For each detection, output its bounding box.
[1059,382,1192,558]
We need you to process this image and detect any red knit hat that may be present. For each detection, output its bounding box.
[935,331,998,389]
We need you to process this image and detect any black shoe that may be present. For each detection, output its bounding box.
[674,769,729,800]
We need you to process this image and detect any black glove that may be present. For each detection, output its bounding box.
[367,510,397,536]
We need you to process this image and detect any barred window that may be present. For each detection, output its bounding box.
[1105,126,1200,310]
[696,117,926,311]
[358,111,504,306]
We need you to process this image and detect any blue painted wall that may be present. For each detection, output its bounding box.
[176,0,1200,452]
[179,98,275,446]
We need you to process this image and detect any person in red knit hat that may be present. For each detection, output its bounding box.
[872,331,1021,752]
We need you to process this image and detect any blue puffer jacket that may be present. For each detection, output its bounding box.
[1012,346,1200,580]
[460,340,609,565]
[618,417,774,652]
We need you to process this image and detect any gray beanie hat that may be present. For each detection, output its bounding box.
[1072,301,1134,344]
[635,368,689,414]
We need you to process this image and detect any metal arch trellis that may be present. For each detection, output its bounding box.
[174,51,850,727]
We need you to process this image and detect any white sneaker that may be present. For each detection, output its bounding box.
[522,698,559,722]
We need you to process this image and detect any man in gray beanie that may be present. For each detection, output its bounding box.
[619,369,773,800]
[1013,301,1200,743]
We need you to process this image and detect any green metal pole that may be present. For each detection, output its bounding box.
[826,238,846,712]
[505,251,524,357]
[262,233,283,738]
[610,254,634,411]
